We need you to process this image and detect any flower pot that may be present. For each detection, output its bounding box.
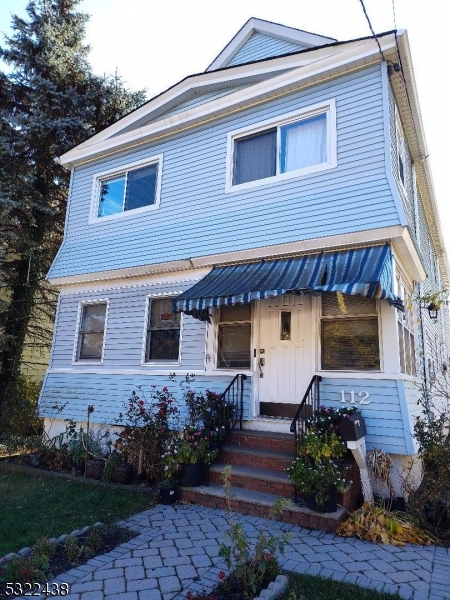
[159,485,177,505]
[85,459,104,480]
[306,486,338,513]
[179,462,205,487]
[109,465,131,484]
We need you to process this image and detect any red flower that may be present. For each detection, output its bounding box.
[163,386,169,392]
[218,570,226,581]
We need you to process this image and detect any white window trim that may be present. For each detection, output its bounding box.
[225,99,337,193]
[89,155,163,224]
[72,299,109,365]
[318,296,383,373]
[213,305,253,371]
[141,295,183,366]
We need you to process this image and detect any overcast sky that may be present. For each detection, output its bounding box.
[1,0,448,256]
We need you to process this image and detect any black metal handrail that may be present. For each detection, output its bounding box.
[219,373,247,431]
[290,375,322,458]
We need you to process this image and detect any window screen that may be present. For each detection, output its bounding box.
[233,129,276,185]
[217,304,251,369]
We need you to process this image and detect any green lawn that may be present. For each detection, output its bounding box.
[281,573,402,600]
[0,470,156,555]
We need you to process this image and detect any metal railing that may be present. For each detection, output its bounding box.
[289,375,322,458]
[219,373,247,431]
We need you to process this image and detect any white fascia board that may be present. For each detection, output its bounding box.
[394,31,450,287]
[391,228,426,283]
[206,17,336,72]
[68,55,311,154]
[60,36,397,168]
[49,225,415,288]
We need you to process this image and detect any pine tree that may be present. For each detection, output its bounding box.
[0,0,146,433]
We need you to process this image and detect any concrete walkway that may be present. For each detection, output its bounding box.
[32,504,450,600]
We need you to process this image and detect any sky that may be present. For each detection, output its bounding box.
[0,0,449,256]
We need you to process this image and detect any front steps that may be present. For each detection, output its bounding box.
[178,429,362,532]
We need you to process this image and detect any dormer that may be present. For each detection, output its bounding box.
[206,17,336,71]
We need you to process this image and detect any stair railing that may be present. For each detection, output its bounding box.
[289,375,322,459]
[219,373,247,431]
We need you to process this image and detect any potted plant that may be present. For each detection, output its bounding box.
[178,425,218,487]
[158,435,182,504]
[286,430,350,512]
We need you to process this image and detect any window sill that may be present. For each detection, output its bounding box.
[225,160,336,194]
[72,360,104,366]
[142,361,180,367]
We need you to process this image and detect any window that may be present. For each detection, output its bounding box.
[227,101,336,191]
[217,304,251,369]
[396,111,406,188]
[76,303,107,361]
[321,293,380,371]
[396,278,416,377]
[90,156,162,222]
[145,298,181,362]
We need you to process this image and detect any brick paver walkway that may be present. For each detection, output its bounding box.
[33,505,450,600]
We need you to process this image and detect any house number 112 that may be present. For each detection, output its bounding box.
[339,389,371,405]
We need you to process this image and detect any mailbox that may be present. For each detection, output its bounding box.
[339,413,366,441]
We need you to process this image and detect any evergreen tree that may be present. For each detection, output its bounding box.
[0,0,146,433]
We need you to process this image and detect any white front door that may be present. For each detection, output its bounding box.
[258,294,313,414]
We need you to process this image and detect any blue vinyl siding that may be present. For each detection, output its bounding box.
[227,33,306,66]
[39,372,252,425]
[50,281,207,370]
[320,378,415,455]
[49,64,401,280]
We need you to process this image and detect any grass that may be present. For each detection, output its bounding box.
[280,573,402,600]
[0,470,156,556]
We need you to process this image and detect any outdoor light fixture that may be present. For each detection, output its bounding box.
[427,303,439,320]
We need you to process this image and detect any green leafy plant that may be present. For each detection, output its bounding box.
[215,465,289,600]
[177,425,217,466]
[286,458,349,507]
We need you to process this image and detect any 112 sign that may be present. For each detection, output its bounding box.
[339,389,371,405]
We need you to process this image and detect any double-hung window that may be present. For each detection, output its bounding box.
[321,293,380,371]
[217,304,251,369]
[90,156,162,222]
[227,101,336,191]
[76,302,108,362]
[145,298,181,363]
[396,278,417,377]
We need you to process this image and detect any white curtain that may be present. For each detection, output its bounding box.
[280,113,327,173]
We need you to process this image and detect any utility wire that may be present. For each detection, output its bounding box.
[391,0,397,30]
[358,0,387,62]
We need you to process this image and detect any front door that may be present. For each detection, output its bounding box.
[258,294,312,418]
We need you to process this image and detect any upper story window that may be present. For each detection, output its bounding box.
[226,100,336,192]
[75,302,108,362]
[90,156,163,223]
[321,293,380,371]
[396,111,406,189]
[144,298,181,363]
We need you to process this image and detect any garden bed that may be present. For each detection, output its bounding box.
[0,524,134,600]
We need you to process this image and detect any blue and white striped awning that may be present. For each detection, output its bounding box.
[175,244,400,316]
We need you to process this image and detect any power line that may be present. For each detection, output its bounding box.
[391,0,397,30]
[358,0,387,62]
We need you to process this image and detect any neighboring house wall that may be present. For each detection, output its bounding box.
[49,64,401,280]
[227,32,307,66]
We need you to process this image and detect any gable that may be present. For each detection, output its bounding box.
[226,32,307,67]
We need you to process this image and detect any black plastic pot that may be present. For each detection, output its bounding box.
[179,463,205,487]
[306,486,338,513]
[159,485,177,505]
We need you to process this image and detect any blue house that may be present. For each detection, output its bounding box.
[41,18,449,495]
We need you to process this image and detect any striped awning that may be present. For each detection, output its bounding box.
[174,244,401,317]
